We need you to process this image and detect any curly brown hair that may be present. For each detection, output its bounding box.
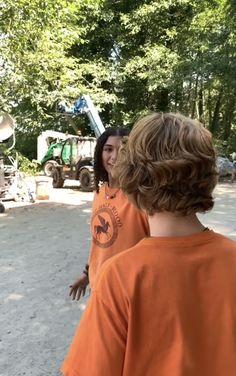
[115,112,218,216]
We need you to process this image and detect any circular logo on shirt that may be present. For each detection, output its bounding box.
[91,204,122,248]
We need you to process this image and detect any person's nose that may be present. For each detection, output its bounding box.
[110,149,118,164]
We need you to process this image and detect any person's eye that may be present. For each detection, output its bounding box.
[104,147,113,152]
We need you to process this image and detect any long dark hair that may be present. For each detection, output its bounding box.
[94,127,130,193]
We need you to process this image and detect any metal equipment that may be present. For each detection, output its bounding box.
[0,113,16,212]
[58,94,105,138]
[0,114,34,213]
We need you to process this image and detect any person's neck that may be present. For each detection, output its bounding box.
[149,212,206,237]
[107,175,118,188]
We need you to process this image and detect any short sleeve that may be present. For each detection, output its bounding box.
[61,289,127,376]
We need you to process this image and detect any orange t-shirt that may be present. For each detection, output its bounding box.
[88,183,149,289]
[62,230,236,376]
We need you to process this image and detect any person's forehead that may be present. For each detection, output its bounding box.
[104,136,122,146]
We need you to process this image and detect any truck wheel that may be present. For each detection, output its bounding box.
[52,168,64,188]
[44,160,57,177]
[0,202,5,213]
[79,169,94,192]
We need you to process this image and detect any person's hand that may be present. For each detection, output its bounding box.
[69,273,89,301]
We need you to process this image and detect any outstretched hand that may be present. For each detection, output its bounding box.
[69,273,89,301]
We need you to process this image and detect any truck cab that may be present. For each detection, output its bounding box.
[52,136,96,191]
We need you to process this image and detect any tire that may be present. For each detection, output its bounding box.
[52,168,64,188]
[0,202,5,213]
[79,169,94,192]
[43,160,57,177]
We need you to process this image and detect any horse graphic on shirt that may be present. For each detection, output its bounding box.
[94,215,111,240]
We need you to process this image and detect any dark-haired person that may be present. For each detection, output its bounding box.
[69,127,149,300]
[62,113,236,376]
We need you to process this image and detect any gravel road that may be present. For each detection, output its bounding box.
[0,181,236,376]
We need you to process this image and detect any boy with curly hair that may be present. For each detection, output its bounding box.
[62,113,236,376]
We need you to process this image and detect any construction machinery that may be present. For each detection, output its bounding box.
[37,94,105,191]
[37,130,81,177]
[0,114,13,212]
[0,113,34,213]
[57,94,105,138]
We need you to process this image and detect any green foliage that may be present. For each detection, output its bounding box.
[16,153,41,175]
[1,0,236,156]
[4,149,41,175]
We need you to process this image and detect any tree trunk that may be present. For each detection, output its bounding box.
[155,88,169,111]
[198,79,204,122]
[222,98,235,140]
[207,89,212,127]
[210,89,223,135]
[191,75,199,118]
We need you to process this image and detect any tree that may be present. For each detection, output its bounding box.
[1,0,236,158]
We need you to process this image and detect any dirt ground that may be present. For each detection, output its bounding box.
[0,180,236,376]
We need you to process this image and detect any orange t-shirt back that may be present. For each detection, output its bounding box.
[62,230,236,376]
[88,184,149,288]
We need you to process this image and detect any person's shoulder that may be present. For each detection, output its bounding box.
[213,231,236,243]
[212,232,236,252]
[94,239,146,291]
[100,239,144,270]
[92,184,105,202]
[95,184,106,195]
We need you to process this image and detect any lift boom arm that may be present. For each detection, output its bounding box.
[58,94,105,138]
